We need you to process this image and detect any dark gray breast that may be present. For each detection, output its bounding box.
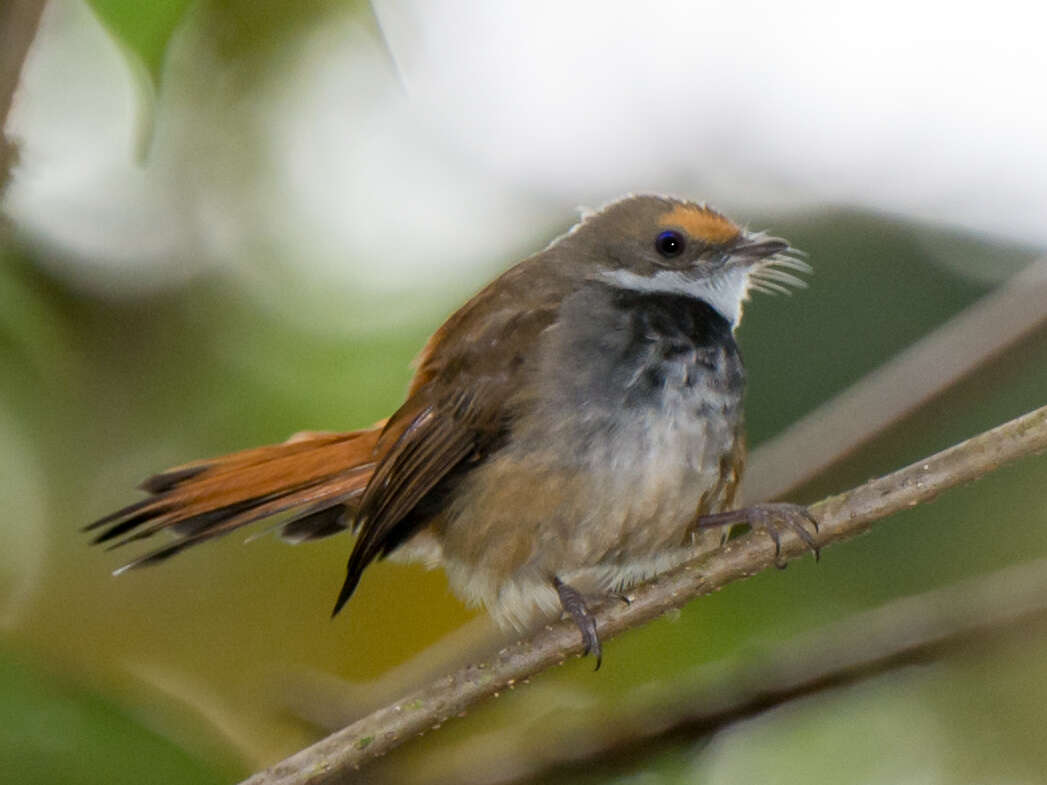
[539,281,746,419]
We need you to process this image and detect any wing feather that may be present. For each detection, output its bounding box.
[331,296,561,614]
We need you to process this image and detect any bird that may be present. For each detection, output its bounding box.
[86,194,819,666]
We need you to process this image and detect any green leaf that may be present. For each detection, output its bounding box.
[86,0,192,87]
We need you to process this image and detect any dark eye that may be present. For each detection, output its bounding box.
[655,230,685,258]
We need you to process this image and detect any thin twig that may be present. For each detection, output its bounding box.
[241,403,1047,785]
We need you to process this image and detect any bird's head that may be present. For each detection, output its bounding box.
[560,194,810,327]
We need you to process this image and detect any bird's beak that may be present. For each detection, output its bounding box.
[732,236,810,296]
[733,237,790,265]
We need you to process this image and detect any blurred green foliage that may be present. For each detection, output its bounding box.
[86,0,372,85]
[88,0,193,83]
[0,650,233,785]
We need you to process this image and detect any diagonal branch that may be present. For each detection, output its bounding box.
[242,403,1047,785]
[419,556,1047,785]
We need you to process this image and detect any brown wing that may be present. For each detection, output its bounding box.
[331,290,561,614]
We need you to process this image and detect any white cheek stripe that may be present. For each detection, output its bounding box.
[599,267,750,327]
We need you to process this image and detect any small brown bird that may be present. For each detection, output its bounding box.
[87,194,818,664]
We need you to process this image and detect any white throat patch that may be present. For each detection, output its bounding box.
[600,266,751,327]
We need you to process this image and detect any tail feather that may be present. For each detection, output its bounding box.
[89,428,382,570]
[138,466,208,494]
[279,504,350,543]
[93,507,174,546]
[83,498,160,535]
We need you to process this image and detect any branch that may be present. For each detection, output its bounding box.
[416,556,1047,785]
[242,403,1047,785]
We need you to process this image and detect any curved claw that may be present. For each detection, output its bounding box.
[554,578,603,670]
[694,502,821,565]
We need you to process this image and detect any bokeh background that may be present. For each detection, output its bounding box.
[2,1,1047,783]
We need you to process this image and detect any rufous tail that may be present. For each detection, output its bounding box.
[85,428,382,572]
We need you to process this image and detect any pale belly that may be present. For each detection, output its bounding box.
[426,391,741,630]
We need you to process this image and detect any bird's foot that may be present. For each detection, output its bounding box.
[553,577,602,670]
[693,502,820,567]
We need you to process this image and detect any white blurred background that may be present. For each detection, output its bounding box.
[9,0,1046,305]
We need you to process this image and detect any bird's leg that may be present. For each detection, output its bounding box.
[693,502,820,567]
[553,577,602,670]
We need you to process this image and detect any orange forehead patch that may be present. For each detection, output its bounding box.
[657,204,740,245]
